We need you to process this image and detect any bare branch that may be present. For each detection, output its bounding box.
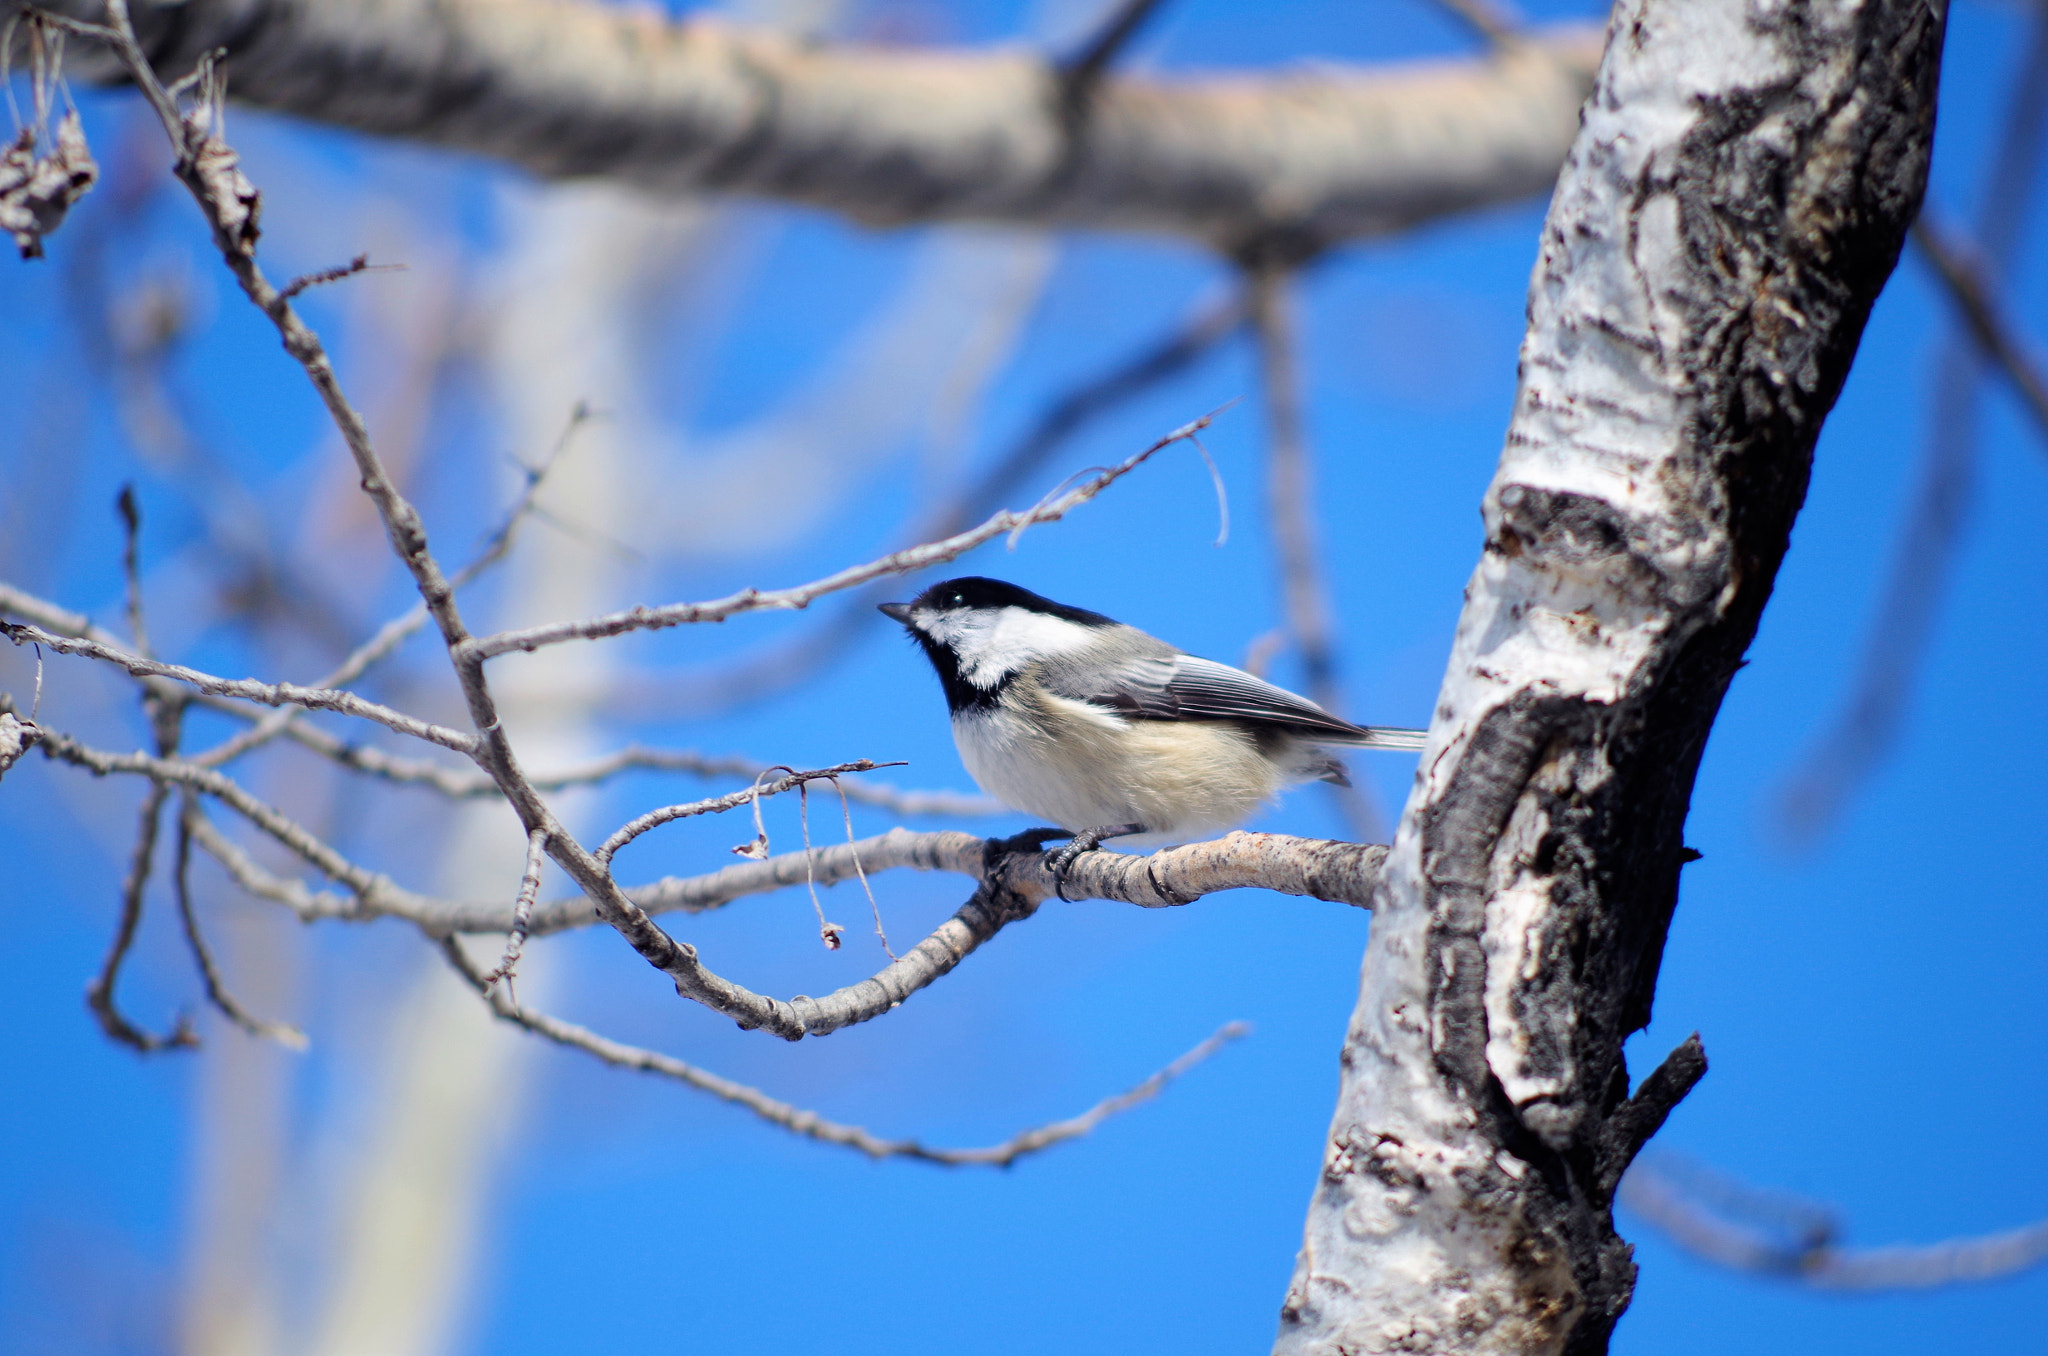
[596,292,1246,721]
[1430,0,1524,51]
[1773,11,2048,845]
[20,0,1602,250]
[41,728,446,924]
[498,829,1382,939]
[478,827,547,993]
[54,715,1384,1032]
[78,0,515,799]
[115,483,148,656]
[1910,212,2048,445]
[84,782,198,1052]
[1058,0,1170,108]
[188,406,590,771]
[439,934,1247,1167]
[277,250,404,300]
[470,412,1218,660]
[1595,1033,1707,1195]
[0,580,189,713]
[526,829,1382,1043]
[171,800,308,1050]
[1244,263,1381,843]
[0,619,475,752]
[593,760,904,864]
[1621,1155,2048,1290]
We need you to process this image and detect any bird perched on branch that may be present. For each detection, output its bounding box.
[879,576,1425,881]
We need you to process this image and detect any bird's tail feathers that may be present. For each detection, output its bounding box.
[1332,725,1428,752]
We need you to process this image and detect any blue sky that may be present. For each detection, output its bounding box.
[3,1,2046,1353]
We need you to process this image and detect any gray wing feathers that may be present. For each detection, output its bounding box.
[1041,648,1426,749]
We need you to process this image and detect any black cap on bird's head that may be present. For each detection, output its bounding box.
[877,577,1115,628]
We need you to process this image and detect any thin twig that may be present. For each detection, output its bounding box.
[570,294,1246,721]
[834,777,893,959]
[470,411,1219,660]
[1430,0,1523,49]
[171,797,307,1049]
[1774,15,2048,846]
[441,932,1245,1167]
[1910,213,2048,446]
[593,760,903,864]
[1622,1155,2048,1290]
[41,726,443,923]
[1,619,475,751]
[479,826,548,998]
[277,251,405,301]
[795,782,846,949]
[187,404,584,771]
[81,478,196,1053]
[115,483,148,657]
[84,782,198,1051]
[1244,262,1381,842]
[1058,0,1170,106]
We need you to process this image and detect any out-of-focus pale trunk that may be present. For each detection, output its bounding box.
[299,184,708,1356]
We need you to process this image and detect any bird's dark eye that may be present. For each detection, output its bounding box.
[948,593,962,606]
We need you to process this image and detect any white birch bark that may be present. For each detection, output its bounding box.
[25,0,1600,250]
[1274,0,1944,1350]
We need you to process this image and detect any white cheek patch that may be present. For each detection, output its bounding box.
[960,608,1098,687]
[914,609,1002,673]
[912,605,1100,688]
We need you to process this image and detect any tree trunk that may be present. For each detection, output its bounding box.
[1274,0,1945,1351]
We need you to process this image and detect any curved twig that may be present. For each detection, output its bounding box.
[440,934,1249,1167]
[1622,1155,2048,1290]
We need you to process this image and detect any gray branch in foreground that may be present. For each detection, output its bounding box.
[19,6,1261,1044]
[40,717,1378,1044]
[1621,1156,2048,1291]
[21,0,1601,252]
[165,742,1381,1041]
[441,933,1248,1167]
[1275,0,1945,1348]
[46,12,1315,1049]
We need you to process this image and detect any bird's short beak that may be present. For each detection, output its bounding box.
[877,602,913,623]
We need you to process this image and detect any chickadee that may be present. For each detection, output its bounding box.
[879,577,1424,873]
